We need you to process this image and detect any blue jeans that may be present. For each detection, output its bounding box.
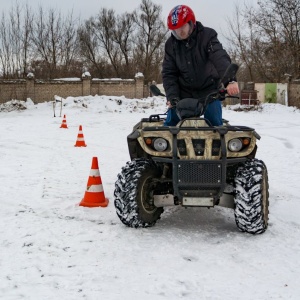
[163,107,180,126]
[204,100,223,126]
[164,100,222,126]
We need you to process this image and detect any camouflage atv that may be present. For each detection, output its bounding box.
[114,64,269,234]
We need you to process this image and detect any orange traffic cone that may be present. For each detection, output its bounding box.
[60,114,68,128]
[74,125,87,147]
[79,157,109,207]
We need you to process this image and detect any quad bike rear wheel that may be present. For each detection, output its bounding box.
[114,158,163,228]
[233,159,269,234]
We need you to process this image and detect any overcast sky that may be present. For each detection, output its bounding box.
[0,0,257,44]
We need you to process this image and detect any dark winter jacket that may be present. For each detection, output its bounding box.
[162,21,233,101]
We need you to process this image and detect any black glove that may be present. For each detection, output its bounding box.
[170,97,180,106]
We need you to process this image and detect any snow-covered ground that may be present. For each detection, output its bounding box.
[1,95,300,300]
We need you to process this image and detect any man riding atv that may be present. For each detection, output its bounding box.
[113,5,269,235]
[162,4,239,126]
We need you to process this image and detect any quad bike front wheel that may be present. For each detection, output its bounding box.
[233,159,269,234]
[114,158,163,228]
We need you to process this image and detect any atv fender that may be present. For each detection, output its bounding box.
[127,130,145,160]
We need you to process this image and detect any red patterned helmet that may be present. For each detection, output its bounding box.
[167,5,196,30]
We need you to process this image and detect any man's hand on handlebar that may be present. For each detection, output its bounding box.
[166,97,180,108]
[226,81,239,96]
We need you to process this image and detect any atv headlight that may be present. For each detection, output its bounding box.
[228,138,243,152]
[153,138,168,152]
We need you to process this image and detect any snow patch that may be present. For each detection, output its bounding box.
[0,98,35,112]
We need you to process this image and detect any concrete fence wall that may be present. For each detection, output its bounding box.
[0,74,146,104]
[1,76,300,109]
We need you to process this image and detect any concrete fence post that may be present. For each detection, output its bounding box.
[82,71,91,96]
[26,73,35,103]
[135,72,144,99]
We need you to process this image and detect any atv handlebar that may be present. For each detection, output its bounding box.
[149,86,239,106]
[202,88,239,106]
[149,63,239,109]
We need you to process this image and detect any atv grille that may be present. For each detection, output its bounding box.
[177,139,187,155]
[212,139,221,156]
[192,139,205,156]
[177,162,222,185]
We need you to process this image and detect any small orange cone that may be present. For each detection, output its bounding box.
[74,125,87,147]
[79,157,109,207]
[60,114,68,128]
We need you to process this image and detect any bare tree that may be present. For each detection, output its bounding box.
[78,9,123,78]
[31,7,80,79]
[79,0,167,81]
[0,2,33,78]
[31,7,61,78]
[79,6,161,79]
[0,13,13,78]
[78,18,105,77]
[113,12,136,75]
[226,0,300,82]
[225,4,255,81]
[10,2,33,77]
[132,0,168,82]
[91,8,123,76]
[262,0,300,78]
[1,0,167,81]
[60,11,80,75]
